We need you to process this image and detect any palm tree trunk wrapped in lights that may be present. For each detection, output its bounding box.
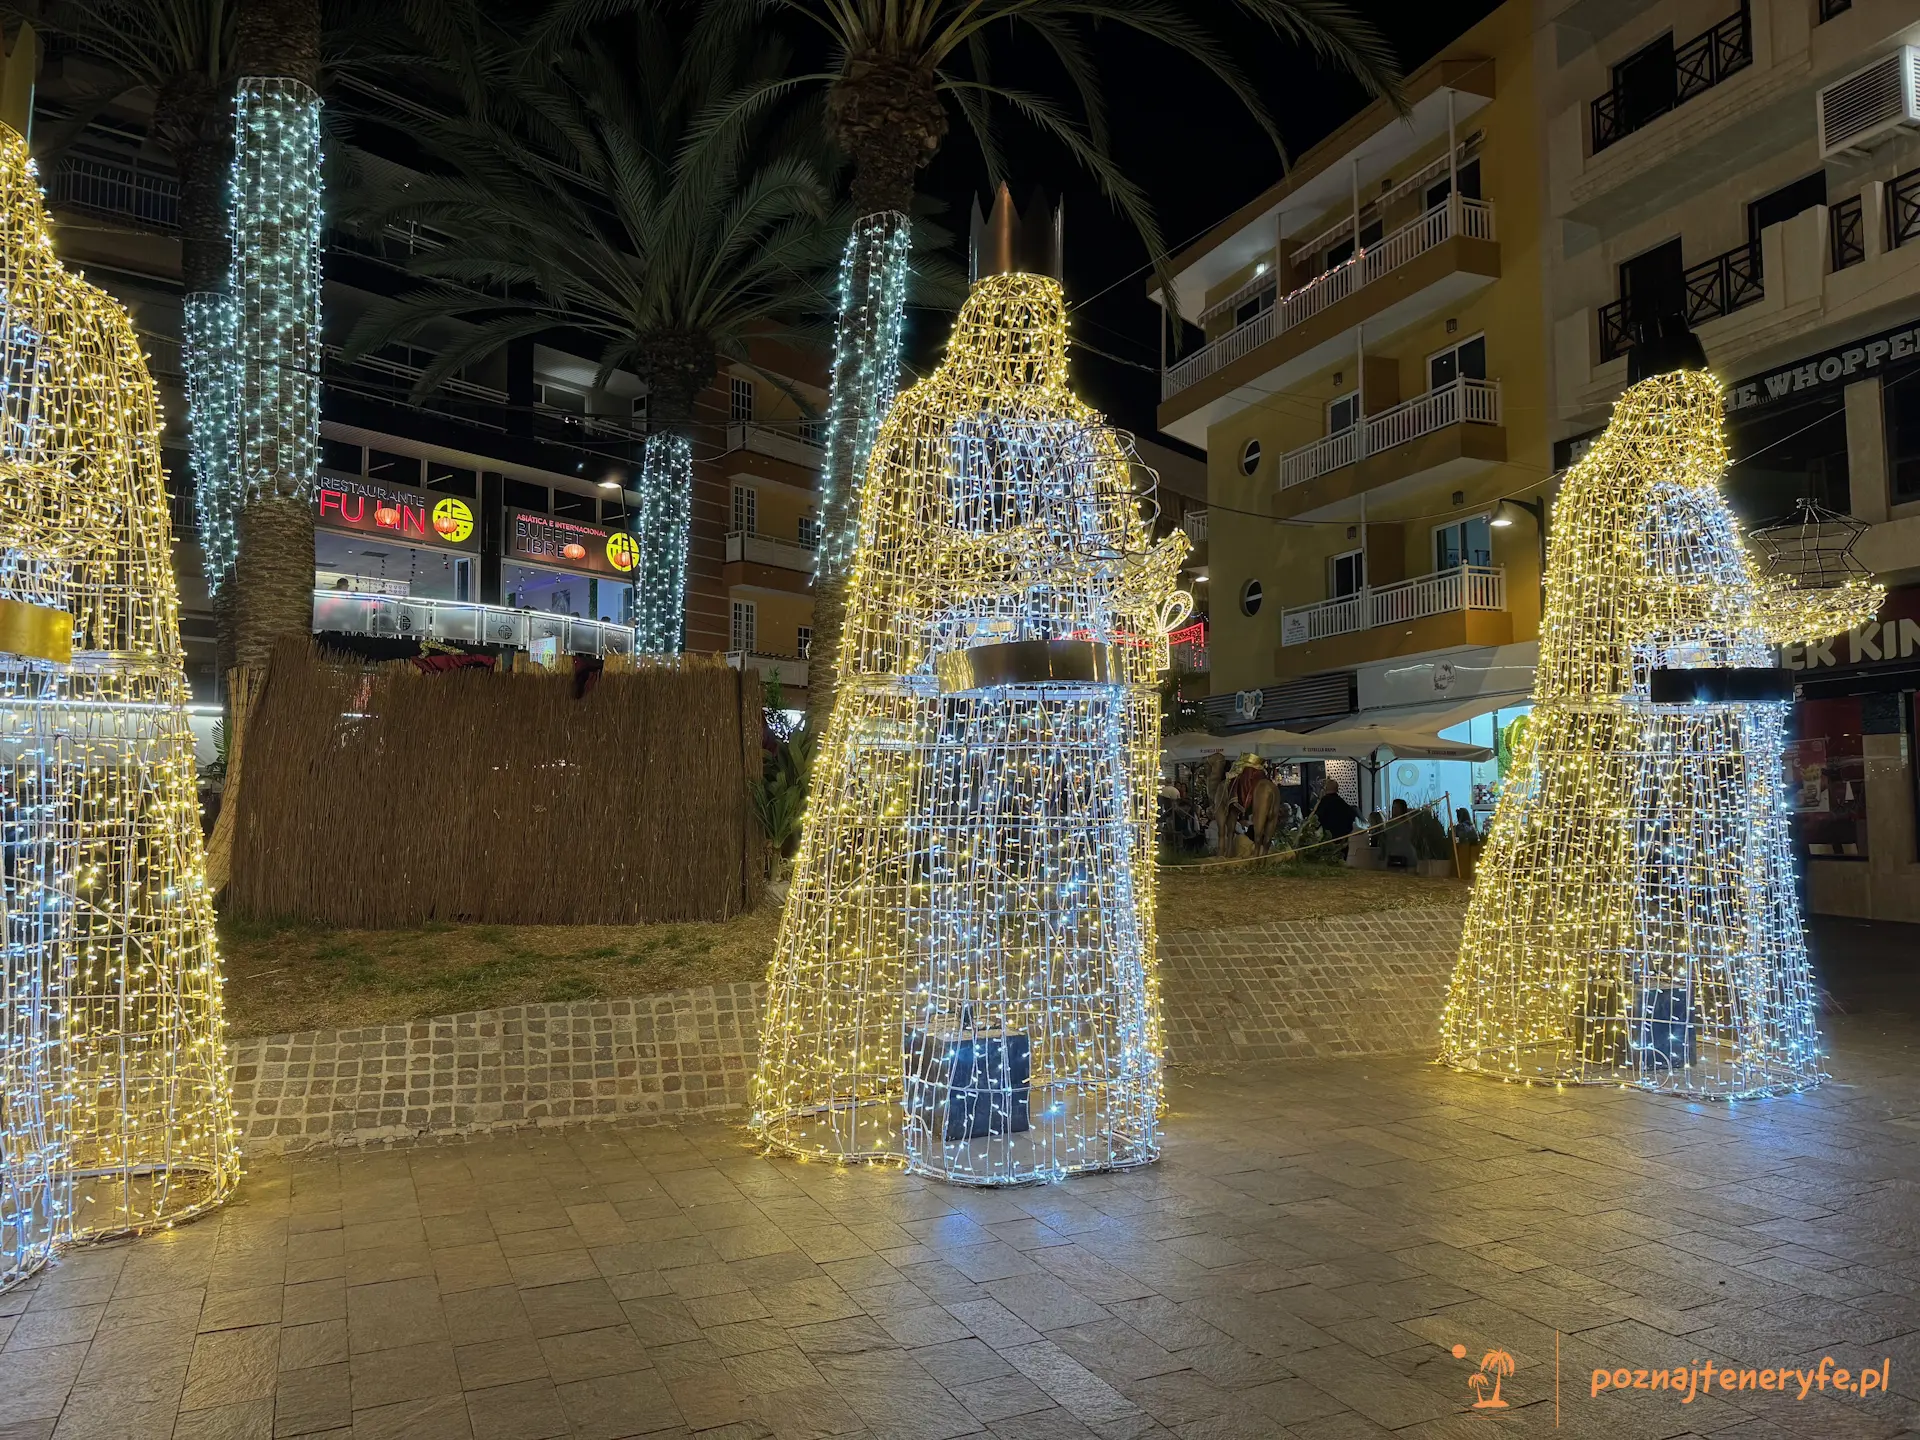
[0,30,235,1286]
[754,192,1191,1183]
[633,432,692,654]
[1439,343,1882,1098]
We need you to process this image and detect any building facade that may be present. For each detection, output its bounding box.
[1539,0,1920,920]
[1153,1,1551,821]
[33,56,825,728]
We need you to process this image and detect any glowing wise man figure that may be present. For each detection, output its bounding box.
[755,190,1188,1181]
[0,24,234,1287]
[1440,330,1881,1097]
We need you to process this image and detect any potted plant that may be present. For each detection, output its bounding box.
[1409,808,1454,877]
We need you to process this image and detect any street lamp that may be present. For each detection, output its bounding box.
[1489,495,1547,579]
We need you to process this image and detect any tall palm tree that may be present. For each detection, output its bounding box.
[338,13,854,652]
[563,0,1404,727]
[12,1,241,595]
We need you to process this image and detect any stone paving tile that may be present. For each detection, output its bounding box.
[8,1014,1920,1438]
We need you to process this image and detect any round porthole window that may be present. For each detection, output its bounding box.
[1241,579,1263,616]
[1240,438,1262,475]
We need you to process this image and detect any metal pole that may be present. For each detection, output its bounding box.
[1356,321,1367,460]
[1446,88,1460,235]
[1350,157,1361,258]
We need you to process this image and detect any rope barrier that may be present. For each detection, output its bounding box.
[1159,796,1460,871]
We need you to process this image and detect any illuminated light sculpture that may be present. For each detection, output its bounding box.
[755,189,1189,1182]
[229,77,323,510]
[1439,334,1882,1098]
[0,36,236,1286]
[633,431,692,653]
[183,292,238,591]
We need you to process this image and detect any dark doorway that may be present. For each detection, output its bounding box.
[1619,239,1686,340]
[1748,172,1827,243]
[1614,34,1677,132]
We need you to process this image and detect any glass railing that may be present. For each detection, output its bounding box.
[312,590,635,657]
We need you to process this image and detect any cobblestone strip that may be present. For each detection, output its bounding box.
[230,905,1467,1154]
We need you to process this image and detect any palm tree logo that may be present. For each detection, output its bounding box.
[1470,1350,1514,1409]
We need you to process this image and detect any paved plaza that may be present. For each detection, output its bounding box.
[2,1012,1917,1440]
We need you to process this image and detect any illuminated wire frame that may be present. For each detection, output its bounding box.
[755,271,1190,1182]
[183,291,238,590]
[633,432,692,653]
[0,127,236,1288]
[813,211,912,581]
[1747,497,1872,592]
[231,77,323,509]
[1440,370,1882,1098]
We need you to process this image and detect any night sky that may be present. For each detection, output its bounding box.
[903,1,1505,451]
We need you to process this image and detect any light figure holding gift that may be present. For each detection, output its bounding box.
[754,189,1187,1181]
[1440,323,1881,1097]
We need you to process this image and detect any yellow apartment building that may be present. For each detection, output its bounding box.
[1152,2,1550,816]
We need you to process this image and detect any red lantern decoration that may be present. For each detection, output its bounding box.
[433,511,459,536]
[562,542,587,561]
[374,505,401,529]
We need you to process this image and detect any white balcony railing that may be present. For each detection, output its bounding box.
[313,590,636,657]
[1164,197,1496,401]
[724,530,817,572]
[1279,377,1501,490]
[1181,509,1209,546]
[726,651,810,687]
[1279,565,1506,646]
[725,421,825,471]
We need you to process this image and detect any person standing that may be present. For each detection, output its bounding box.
[1313,776,1357,839]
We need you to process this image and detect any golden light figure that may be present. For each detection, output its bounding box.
[1440,354,1881,1097]
[754,192,1188,1182]
[0,26,235,1286]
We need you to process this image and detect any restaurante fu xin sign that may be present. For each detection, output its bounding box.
[313,477,478,551]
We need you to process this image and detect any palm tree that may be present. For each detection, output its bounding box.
[570,0,1406,727]
[338,12,854,651]
[12,1,241,598]
[1474,1350,1513,1408]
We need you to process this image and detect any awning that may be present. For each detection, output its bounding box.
[1164,723,1491,763]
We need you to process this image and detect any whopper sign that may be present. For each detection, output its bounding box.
[1726,317,1920,414]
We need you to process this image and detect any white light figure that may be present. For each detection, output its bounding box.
[755,191,1189,1182]
[1441,351,1882,1097]
[0,25,235,1287]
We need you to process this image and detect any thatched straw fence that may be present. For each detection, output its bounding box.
[226,641,764,927]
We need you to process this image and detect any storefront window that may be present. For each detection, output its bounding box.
[1726,392,1849,525]
[1889,368,1920,505]
[1790,698,1868,859]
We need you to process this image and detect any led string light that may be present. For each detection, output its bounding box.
[1439,369,1882,1099]
[183,292,238,589]
[813,212,912,581]
[230,77,323,509]
[755,270,1190,1183]
[632,431,691,654]
[0,125,236,1289]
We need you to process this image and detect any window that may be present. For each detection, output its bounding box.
[1434,515,1493,571]
[632,393,649,425]
[1326,394,1360,434]
[1329,549,1365,597]
[1619,239,1685,333]
[600,499,629,525]
[1729,391,1850,521]
[425,463,477,497]
[552,490,596,520]
[1791,698,1868,859]
[730,599,756,653]
[1427,334,1488,391]
[1748,172,1826,243]
[366,449,422,484]
[1424,159,1482,209]
[796,626,812,659]
[730,376,755,422]
[537,382,586,415]
[1240,579,1263,616]
[1233,288,1273,328]
[1887,368,1920,504]
[1240,438,1262,475]
[798,419,821,443]
[797,513,820,549]
[504,479,548,512]
[321,438,363,475]
[731,485,758,534]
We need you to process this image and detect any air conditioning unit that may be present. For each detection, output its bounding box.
[1819,46,1920,159]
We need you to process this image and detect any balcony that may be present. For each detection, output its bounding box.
[45,152,180,230]
[1181,509,1209,547]
[725,422,824,472]
[726,651,809,687]
[724,530,816,572]
[1590,4,1753,154]
[1276,378,1503,516]
[1281,565,1506,646]
[1598,241,1763,362]
[1158,198,1498,447]
[312,590,635,657]
[1893,165,1920,250]
[1165,199,1494,402]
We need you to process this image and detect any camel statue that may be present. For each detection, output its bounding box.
[1203,752,1282,855]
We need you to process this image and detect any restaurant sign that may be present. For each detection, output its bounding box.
[1782,584,1920,672]
[508,509,639,578]
[314,477,478,551]
[1726,317,1920,413]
